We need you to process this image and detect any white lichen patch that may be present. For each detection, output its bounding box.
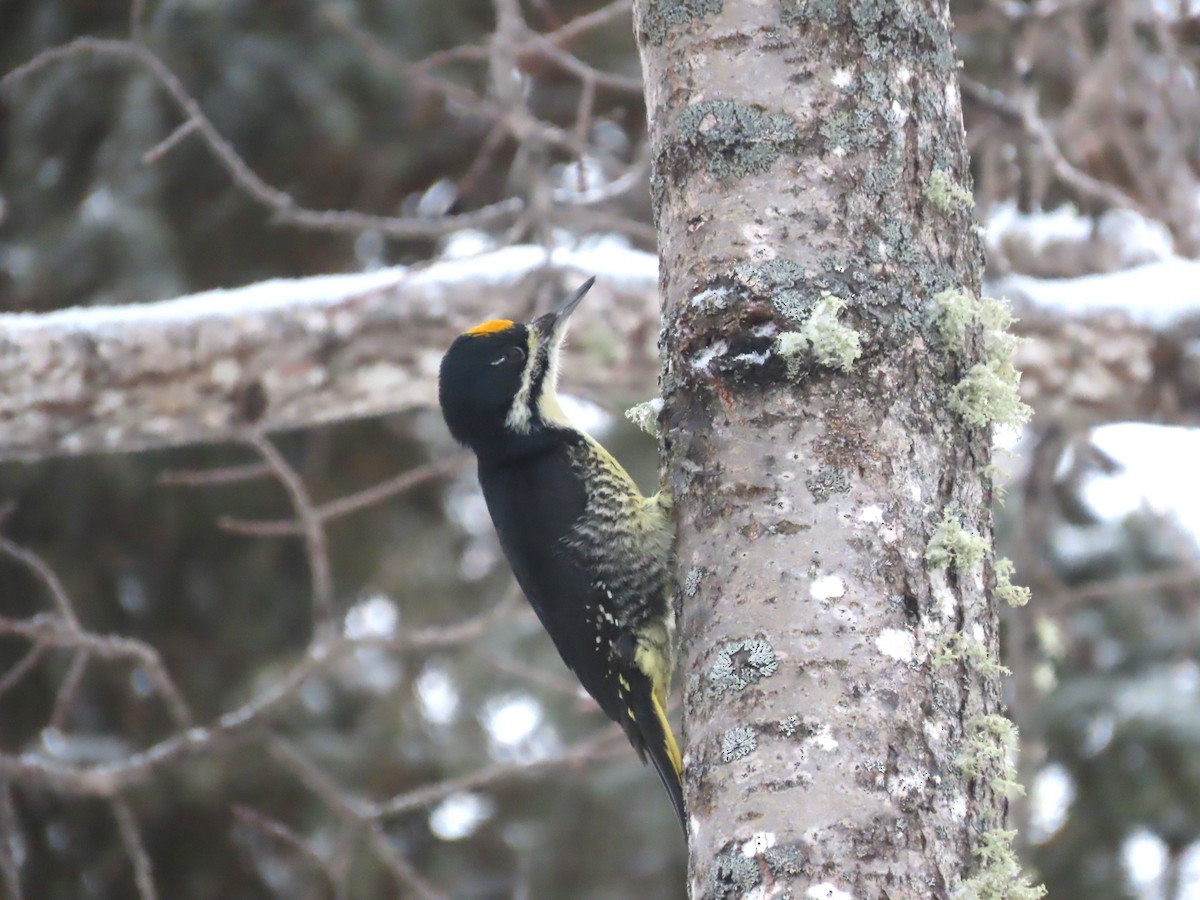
[691,286,731,310]
[741,831,777,857]
[807,884,853,900]
[810,574,846,601]
[923,718,945,744]
[950,793,968,821]
[624,398,663,437]
[876,628,916,662]
[752,322,778,338]
[931,579,958,620]
[831,67,855,89]
[690,340,728,372]
[804,722,838,753]
[733,349,772,365]
[891,768,933,797]
[857,505,884,525]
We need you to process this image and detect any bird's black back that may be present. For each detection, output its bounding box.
[477,438,635,728]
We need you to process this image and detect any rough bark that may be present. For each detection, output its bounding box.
[633,1,1009,896]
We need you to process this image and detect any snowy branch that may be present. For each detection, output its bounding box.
[0,244,659,462]
[4,243,1199,464]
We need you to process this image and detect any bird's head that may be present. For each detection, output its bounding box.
[438,276,595,455]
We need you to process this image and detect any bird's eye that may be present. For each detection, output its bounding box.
[493,346,526,367]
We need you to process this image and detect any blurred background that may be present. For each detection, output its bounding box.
[2,0,1200,897]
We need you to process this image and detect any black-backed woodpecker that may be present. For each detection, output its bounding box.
[438,277,684,830]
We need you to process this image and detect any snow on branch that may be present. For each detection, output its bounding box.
[0,244,659,462]
[3,242,1198,463]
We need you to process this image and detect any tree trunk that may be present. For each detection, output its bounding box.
[633,1,1027,896]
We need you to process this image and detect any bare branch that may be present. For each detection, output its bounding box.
[245,433,334,622]
[0,616,192,728]
[0,38,523,239]
[962,76,1150,215]
[48,652,90,732]
[0,246,659,462]
[267,737,446,900]
[112,796,158,900]
[158,462,274,487]
[233,804,340,896]
[371,726,626,818]
[0,782,24,900]
[0,535,80,627]
[220,453,471,537]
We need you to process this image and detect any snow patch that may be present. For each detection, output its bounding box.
[741,832,777,856]
[810,575,846,600]
[876,628,916,662]
[807,884,853,900]
[857,505,884,525]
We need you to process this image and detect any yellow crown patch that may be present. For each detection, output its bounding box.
[465,319,515,337]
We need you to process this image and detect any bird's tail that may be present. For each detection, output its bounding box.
[628,683,686,834]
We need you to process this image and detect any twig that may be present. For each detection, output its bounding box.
[267,737,446,900]
[961,75,1149,215]
[0,642,47,701]
[219,454,470,537]
[0,617,192,729]
[141,118,200,164]
[371,726,626,817]
[112,795,158,900]
[246,433,334,623]
[158,461,274,487]
[48,652,90,732]
[0,534,80,627]
[0,632,347,796]
[233,805,339,896]
[0,782,24,900]
[1,39,523,239]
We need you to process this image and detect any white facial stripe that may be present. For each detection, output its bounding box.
[504,330,541,434]
[504,322,575,434]
[537,329,573,428]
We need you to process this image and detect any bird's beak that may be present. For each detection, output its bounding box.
[556,276,595,323]
[535,277,595,337]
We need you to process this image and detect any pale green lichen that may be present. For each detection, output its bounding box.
[931,632,1011,678]
[775,293,861,374]
[801,294,861,371]
[931,290,1032,428]
[926,509,988,571]
[926,168,974,214]
[957,714,1024,798]
[957,829,1047,900]
[995,557,1031,608]
[774,331,808,377]
[721,725,757,762]
[624,398,662,437]
[951,360,1031,428]
[932,289,1015,350]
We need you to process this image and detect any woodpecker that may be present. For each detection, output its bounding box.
[438,277,684,830]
